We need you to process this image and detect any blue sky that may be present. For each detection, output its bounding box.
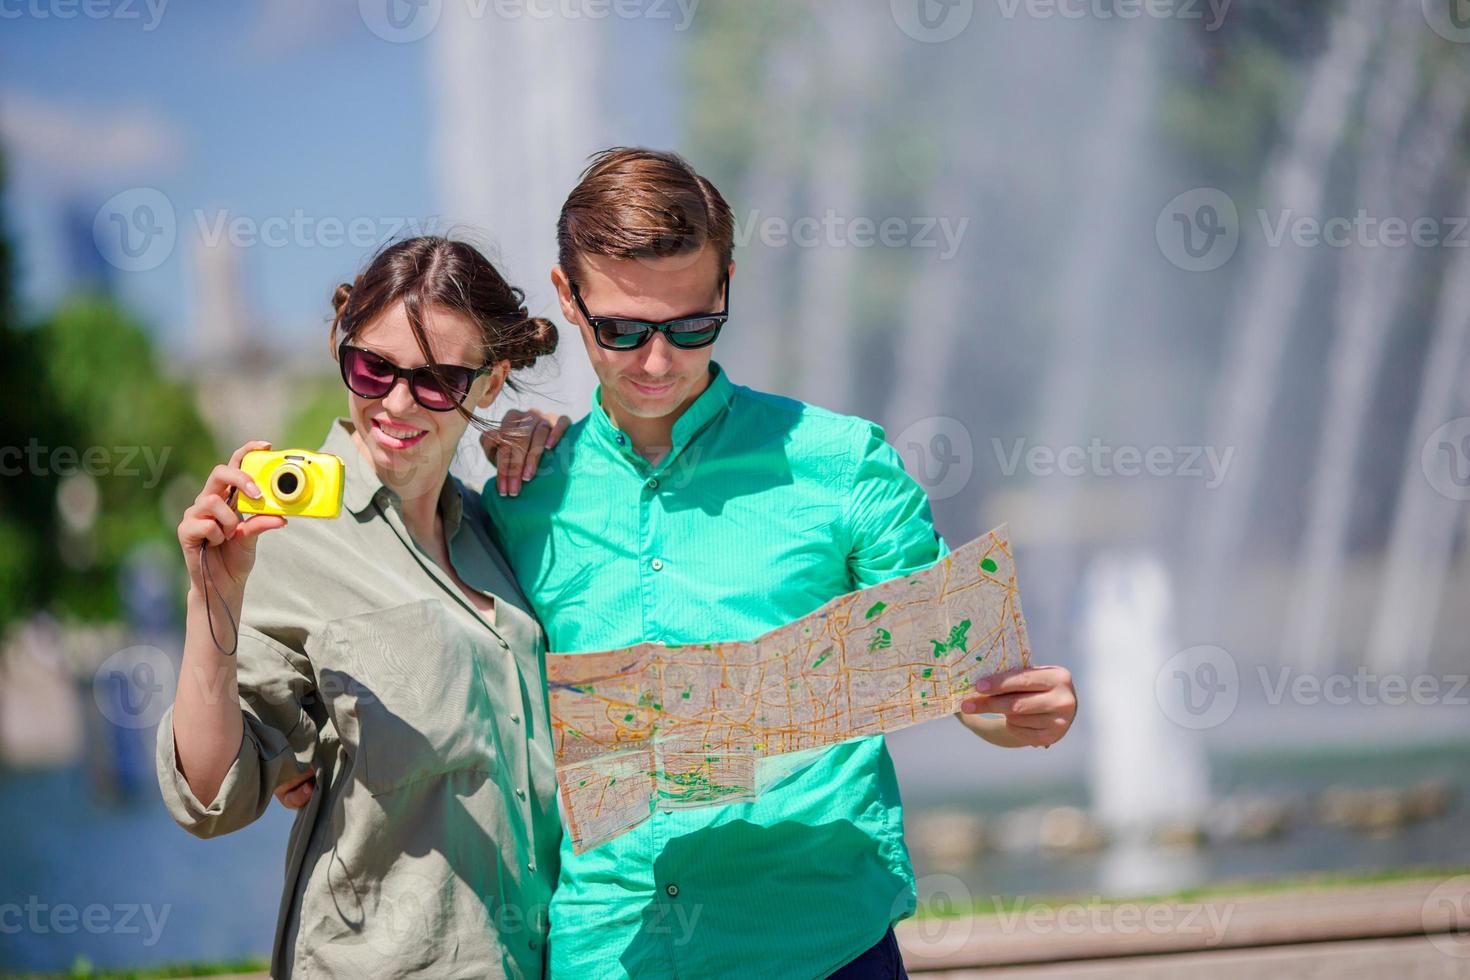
[1,1,679,353]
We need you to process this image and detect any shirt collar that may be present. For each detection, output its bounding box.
[589,361,735,461]
[325,417,462,530]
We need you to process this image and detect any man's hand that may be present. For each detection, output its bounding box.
[274,769,316,810]
[481,408,571,497]
[957,666,1076,748]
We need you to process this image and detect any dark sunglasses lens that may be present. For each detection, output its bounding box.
[596,319,652,350]
[413,368,473,411]
[667,318,723,349]
[343,348,394,397]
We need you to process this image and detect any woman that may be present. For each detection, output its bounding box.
[159,237,561,978]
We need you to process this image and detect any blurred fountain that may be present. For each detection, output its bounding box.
[1283,15,1468,672]
[791,2,882,415]
[718,42,808,393]
[1187,0,1382,637]
[1367,173,1470,674]
[1083,552,1209,895]
[432,5,611,420]
[882,33,1001,513]
[1021,19,1161,663]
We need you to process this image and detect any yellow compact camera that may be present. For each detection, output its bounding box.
[238,450,345,519]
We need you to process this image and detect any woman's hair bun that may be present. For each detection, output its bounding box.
[506,315,559,370]
[332,281,354,314]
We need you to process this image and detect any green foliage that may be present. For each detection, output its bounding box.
[0,291,216,626]
[1160,41,1296,190]
[32,297,216,621]
[0,149,71,628]
[682,0,812,191]
[55,952,270,978]
[280,373,348,450]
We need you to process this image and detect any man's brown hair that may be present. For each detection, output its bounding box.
[557,147,734,284]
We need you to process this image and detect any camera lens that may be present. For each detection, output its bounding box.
[272,463,307,504]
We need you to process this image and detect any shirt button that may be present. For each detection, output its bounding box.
[616,435,626,446]
[650,558,664,571]
[510,712,521,725]
[665,883,679,898]
[528,860,536,872]
[515,787,526,800]
[529,938,539,951]
[646,477,659,490]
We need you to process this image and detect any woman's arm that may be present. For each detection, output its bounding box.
[171,440,285,806]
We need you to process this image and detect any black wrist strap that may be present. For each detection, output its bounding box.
[199,487,240,657]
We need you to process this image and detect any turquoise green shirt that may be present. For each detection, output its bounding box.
[484,363,946,980]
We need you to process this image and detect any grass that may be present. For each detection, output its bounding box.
[914,863,1470,920]
[4,955,270,979]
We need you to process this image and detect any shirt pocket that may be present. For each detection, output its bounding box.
[321,598,502,796]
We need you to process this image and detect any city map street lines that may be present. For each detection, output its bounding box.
[547,524,1030,852]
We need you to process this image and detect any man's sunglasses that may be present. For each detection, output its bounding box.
[570,278,729,351]
[338,343,489,412]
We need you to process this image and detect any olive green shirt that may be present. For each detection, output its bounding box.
[155,418,560,979]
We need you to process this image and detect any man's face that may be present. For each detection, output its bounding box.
[553,245,731,425]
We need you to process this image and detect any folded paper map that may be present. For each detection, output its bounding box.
[547,524,1030,853]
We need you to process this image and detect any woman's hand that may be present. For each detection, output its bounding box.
[274,769,317,810]
[481,409,571,497]
[173,440,288,807]
[178,440,288,602]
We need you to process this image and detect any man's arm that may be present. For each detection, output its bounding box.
[843,421,1075,749]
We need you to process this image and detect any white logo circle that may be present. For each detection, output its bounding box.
[359,0,443,43]
[1156,188,1239,272]
[1422,0,1470,43]
[1423,875,1470,958]
[1422,416,1470,502]
[898,873,975,954]
[93,188,176,273]
[891,0,975,43]
[93,645,176,730]
[1154,644,1238,730]
[893,416,973,501]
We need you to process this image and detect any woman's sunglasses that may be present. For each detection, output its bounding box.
[338,343,488,412]
[570,279,729,352]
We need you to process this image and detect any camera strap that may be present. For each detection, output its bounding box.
[199,486,240,657]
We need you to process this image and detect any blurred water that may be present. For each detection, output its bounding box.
[2,738,1463,973]
[0,762,293,974]
[906,741,1470,903]
[1082,552,1210,898]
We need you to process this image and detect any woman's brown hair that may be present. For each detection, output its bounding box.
[329,236,557,430]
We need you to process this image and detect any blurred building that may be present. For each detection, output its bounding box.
[186,238,325,449]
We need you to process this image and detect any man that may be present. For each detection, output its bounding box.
[482,148,1077,979]
[282,148,1077,977]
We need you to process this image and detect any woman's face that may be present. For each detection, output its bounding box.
[345,300,508,499]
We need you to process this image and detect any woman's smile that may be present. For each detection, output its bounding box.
[370,415,429,450]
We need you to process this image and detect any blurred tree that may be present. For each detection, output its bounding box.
[36,298,216,621]
[0,149,76,630]
[280,374,348,450]
[0,147,216,626]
